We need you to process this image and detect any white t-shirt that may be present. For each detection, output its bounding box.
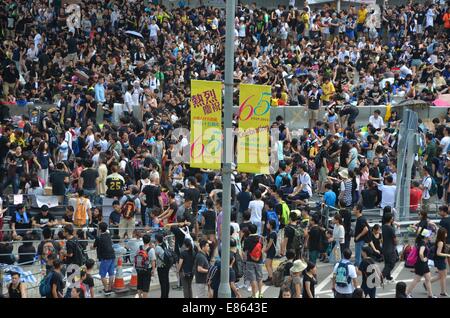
[422,176,432,200]
[149,24,160,37]
[440,136,450,155]
[369,115,384,129]
[59,141,69,160]
[299,172,313,197]
[333,259,357,295]
[378,184,397,209]
[248,200,264,223]
[426,9,435,27]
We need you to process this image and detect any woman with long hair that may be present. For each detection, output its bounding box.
[406,229,437,298]
[430,228,450,297]
[36,141,52,185]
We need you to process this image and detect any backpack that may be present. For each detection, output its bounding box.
[287,224,305,251]
[266,211,280,232]
[405,246,419,268]
[39,271,54,297]
[69,238,88,266]
[134,246,151,270]
[124,159,135,181]
[427,176,437,197]
[233,251,244,280]
[273,260,291,287]
[280,201,290,226]
[335,261,351,287]
[159,244,178,268]
[249,236,263,262]
[121,196,137,219]
[74,198,87,227]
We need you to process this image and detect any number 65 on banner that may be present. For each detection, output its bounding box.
[238,92,271,121]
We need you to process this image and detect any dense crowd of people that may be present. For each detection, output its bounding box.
[0,0,450,299]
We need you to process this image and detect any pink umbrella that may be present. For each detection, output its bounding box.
[433,94,450,107]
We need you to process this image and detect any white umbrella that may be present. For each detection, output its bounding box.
[124,30,144,39]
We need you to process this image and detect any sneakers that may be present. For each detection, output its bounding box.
[428,295,437,298]
[386,279,397,285]
[407,294,413,298]
[262,277,272,283]
[103,289,112,296]
[440,293,449,297]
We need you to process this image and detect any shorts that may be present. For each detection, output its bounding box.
[266,249,276,260]
[356,23,364,32]
[319,166,328,183]
[137,270,152,292]
[308,109,319,121]
[99,259,116,278]
[435,258,447,271]
[245,261,263,282]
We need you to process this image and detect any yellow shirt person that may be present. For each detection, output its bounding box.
[321,79,335,103]
[357,7,368,25]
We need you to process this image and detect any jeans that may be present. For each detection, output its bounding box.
[181,273,193,298]
[84,189,97,205]
[354,240,365,267]
[3,174,20,194]
[309,250,320,265]
[158,266,170,298]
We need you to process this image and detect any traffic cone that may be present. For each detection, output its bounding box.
[128,267,138,290]
[113,257,129,293]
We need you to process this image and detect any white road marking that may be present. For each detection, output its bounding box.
[390,262,405,281]
[315,272,335,294]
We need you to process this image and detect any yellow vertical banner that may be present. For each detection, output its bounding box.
[237,84,271,174]
[190,80,222,170]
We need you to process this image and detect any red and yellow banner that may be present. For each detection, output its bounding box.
[237,84,271,174]
[190,80,222,170]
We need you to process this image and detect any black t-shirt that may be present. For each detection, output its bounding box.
[106,176,125,198]
[11,212,32,231]
[266,231,277,255]
[85,99,98,118]
[355,216,369,242]
[142,184,161,208]
[182,188,201,212]
[358,257,375,289]
[237,191,252,213]
[93,232,115,261]
[80,168,99,190]
[284,224,297,251]
[369,167,381,180]
[7,153,24,175]
[49,271,65,298]
[308,225,322,251]
[83,274,95,290]
[202,210,216,231]
[180,250,195,275]
[49,171,69,195]
[65,238,83,265]
[439,217,450,244]
[381,224,396,255]
[239,221,252,234]
[33,212,56,227]
[170,226,188,255]
[302,273,317,298]
[316,148,327,168]
[194,251,209,284]
[361,188,378,209]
